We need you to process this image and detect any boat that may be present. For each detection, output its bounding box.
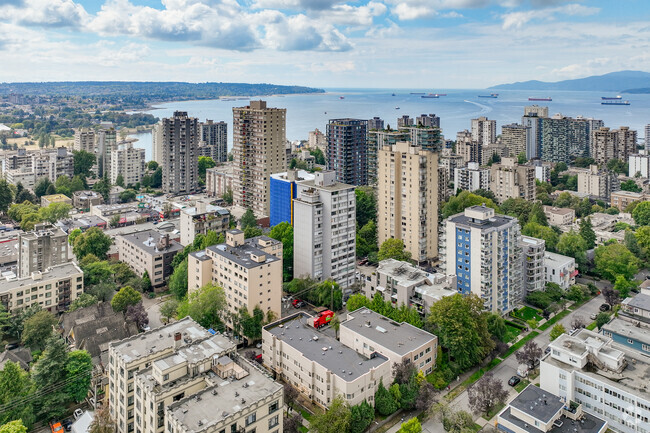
[601,100,630,105]
[478,93,499,98]
[395,106,400,109]
[421,94,440,98]
[601,95,622,100]
[339,96,345,99]
[437,93,447,96]
[391,93,396,96]
[529,97,552,101]
[410,92,425,95]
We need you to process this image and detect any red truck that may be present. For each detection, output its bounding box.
[313,310,334,329]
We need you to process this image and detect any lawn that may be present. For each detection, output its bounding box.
[586,321,598,330]
[503,331,541,358]
[485,402,506,420]
[539,309,571,331]
[503,324,522,343]
[512,306,543,322]
[514,379,530,393]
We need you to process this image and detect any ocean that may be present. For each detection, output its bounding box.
[129,88,650,161]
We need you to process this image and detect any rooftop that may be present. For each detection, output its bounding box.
[376,259,430,287]
[110,317,211,363]
[622,292,650,311]
[208,241,279,269]
[544,251,574,266]
[341,308,437,356]
[522,235,545,247]
[270,170,315,182]
[602,318,650,345]
[41,194,71,202]
[118,229,183,256]
[543,206,575,216]
[1,262,82,294]
[153,334,235,371]
[448,205,517,231]
[182,204,229,217]
[510,384,564,424]
[264,313,389,381]
[611,190,644,198]
[167,356,282,433]
[296,178,355,193]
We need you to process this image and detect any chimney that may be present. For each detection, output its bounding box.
[196,201,207,214]
[174,332,182,350]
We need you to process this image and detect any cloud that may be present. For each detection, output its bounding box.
[251,0,341,10]
[502,3,599,30]
[323,2,387,26]
[258,10,351,51]
[384,0,488,21]
[393,3,437,20]
[0,0,88,27]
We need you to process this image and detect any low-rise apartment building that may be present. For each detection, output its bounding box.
[40,193,72,207]
[610,191,646,212]
[544,251,576,290]
[179,201,230,246]
[543,206,575,226]
[577,165,619,200]
[116,230,183,287]
[4,167,35,190]
[340,308,438,375]
[620,293,650,321]
[262,312,391,408]
[0,262,83,314]
[454,162,489,192]
[73,190,104,210]
[205,163,235,198]
[18,222,69,278]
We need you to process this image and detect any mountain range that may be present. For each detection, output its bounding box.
[492,70,650,93]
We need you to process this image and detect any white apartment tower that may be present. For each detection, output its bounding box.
[441,206,523,315]
[629,151,650,178]
[471,116,497,147]
[161,111,199,195]
[489,157,536,203]
[73,129,95,153]
[110,141,146,186]
[18,222,69,278]
[454,162,489,192]
[97,128,117,178]
[233,100,287,216]
[377,141,439,263]
[293,171,356,288]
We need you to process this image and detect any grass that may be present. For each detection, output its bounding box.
[503,331,541,358]
[514,379,530,393]
[512,306,543,321]
[299,426,308,433]
[539,309,571,331]
[486,357,503,370]
[503,324,522,343]
[298,408,312,421]
[586,321,598,331]
[485,402,506,420]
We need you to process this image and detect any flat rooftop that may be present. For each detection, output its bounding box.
[622,293,650,311]
[543,206,575,216]
[448,211,516,231]
[341,308,436,356]
[265,313,388,381]
[602,318,650,345]
[376,259,429,287]
[296,178,355,192]
[168,357,282,432]
[182,204,229,217]
[544,251,574,266]
[118,229,183,256]
[208,242,279,269]
[1,262,81,294]
[110,317,211,363]
[154,334,235,371]
[510,384,564,424]
[500,406,606,433]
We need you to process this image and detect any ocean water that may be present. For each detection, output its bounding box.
[129,88,650,160]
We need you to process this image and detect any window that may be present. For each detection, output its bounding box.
[269,415,279,429]
[163,374,169,381]
[269,401,279,414]
[245,413,256,426]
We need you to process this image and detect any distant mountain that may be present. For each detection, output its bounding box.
[491,70,650,92]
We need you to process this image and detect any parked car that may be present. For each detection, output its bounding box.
[544,346,551,354]
[508,376,521,386]
[590,313,597,320]
[599,303,611,312]
[292,299,305,308]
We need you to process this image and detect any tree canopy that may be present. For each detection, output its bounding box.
[72,227,112,260]
[594,242,639,282]
[378,238,412,262]
[442,191,499,219]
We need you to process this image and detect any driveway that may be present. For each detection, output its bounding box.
[142,294,169,328]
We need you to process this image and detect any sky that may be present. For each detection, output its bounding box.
[0,0,648,88]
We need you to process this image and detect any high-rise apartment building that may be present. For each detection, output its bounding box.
[73,128,95,153]
[416,113,440,128]
[97,128,117,178]
[110,141,145,186]
[489,157,536,203]
[161,111,199,195]
[590,126,637,165]
[645,124,650,150]
[366,129,409,184]
[180,201,230,246]
[31,147,74,183]
[456,130,482,164]
[377,141,438,263]
[293,171,356,288]
[367,116,384,130]
[151,120,163,165]
[233,101,287,216]
[577,165,619,200]
[454,162,489,192]
[522,114,542,159]
[269,170,315,226]
[308,128,326,151]
[403,126,443,152]
[397,115,413,128]
[18,222,69,278]
[539,115,590,163]
[471,116,496,147]
[629,151,650,178]
[524,105,549,118]
[199,119,227,163]
[439,149,466,180]
[520,236,545,294]
[326,118,368,186]
[501,124,528,158]
[441,206,523,315]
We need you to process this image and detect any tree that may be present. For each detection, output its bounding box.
[0,361,34,427]
[66,350,93,402]
[83,260,113,284]
[310,147,326,164]
[240,208,257,229]
[378,238,412,262]
[356,220,378,258]
[147,161,159,171]
[500,198,532,224]
[415,381,437,411]
[515,340,542,368]
[355,187,377,227]
[432,403,474,433]
[284,383,299,409]
[602,287,620,306]
[160,299,179,323]
[21,310,56,348]
[111,286,142,312]
[346,294,370,313]
[375,380,399,416]
[309,395,351,433]
[169,259,189,299]
[487,313,507,342]
[73,227,112,260]
[0,421,27,433]
[467,373,508,416]
[556,230,587,266]
[594,242,639,282]
[517,152,527,164]
[45,183,56,195]
[222,188,233,205]
[31,337,68,420]
[635,225,650,251]
[34,177,53,198]
[348,401,374,433]
[38,202,72,223]
[393,359,417,385]
[268,222,293,281]
[613,275,635,299]
[579,217,596,249]
[571,315,585,330]
[68,228,82,246]
[427,294,494,370]
[244,226,262,239]
[178,284,227,330]
[549,324,566,341]
[522,222,559,251]
[596,312,610,330]
[198,156,216,180]
[632,201,650,226]
[93,177,111,201]
[68,293,99,312]
[142,270,152,292]
[126,302,149,330]
[397,418,422,433]
[151,167,163,188]
[0,179,13,214]
[119,189,136,203]
[283,414,302,433]
[115,173,125,187]
[442,191,499,219]
[73,150,96,176]
[620,179,642,193]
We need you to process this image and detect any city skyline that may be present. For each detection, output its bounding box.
[0,0,646,88]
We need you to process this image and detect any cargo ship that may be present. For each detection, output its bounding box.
[421,94,440,98]
[601,100,630,105]
[339,96,345,99]
[478,93,498,98]
[601,95,622,100]
[528,97,552,101]
[410,92,425,95]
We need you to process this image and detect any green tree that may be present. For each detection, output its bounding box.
[486,313,506,342]
[620,179,642,192]
[147,161,159,171]
[0,179,13,214]
[119,189,136,203]
[73,150,96,176]
[34,177,53,198]
[0,421,27,433]
[522,222,559,251]
[355,187,377,227]
[632,201,650,226]
[635,226,650,250]
[111,262,137,286]
[579,217,596,249]
[66,350,93,402]
[198,156,216,180]
[356,220,378,258]
[68,293,99,312]
[375,380,399,416]
[397,418,422,433]
[83,260,113,285]
[346,293,370,313]
[244,226,263,238]
[115,173,125,187]
[517,152,527,164]
[0,361,34,427]
[556,230,587,266]
[72,227,112,260]
[45,183,56,195]
[93,177,111,201]
[501,199,534,225]
[442,191,499,219]
[169,258,189,299]
[177,284,227,330]
[269,222,294,281]
[222,188,233,205]
[160,299,179,323]
[68,228,82,246]
[594,242,639,282]
[240,208,257,230]
[613,275,635,299]
[142,270,152,292]
[309,395,351,433]
[7,201,38,223]
[201,230,224,249]
[21,310,56,348]
[236,306,265,341]
[38,202,72,223]
[151,167,163,188]
[596,312,610,330]
[110,286,142,312]
[550,324,566,341]
[378,238,412,262]
[528,202,548,226]
[31,337,69,420]
[348,401,374,433]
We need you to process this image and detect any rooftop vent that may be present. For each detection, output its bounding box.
[212,389,218,395]
[198,421,203,426]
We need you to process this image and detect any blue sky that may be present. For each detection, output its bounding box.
[0,0,648,88]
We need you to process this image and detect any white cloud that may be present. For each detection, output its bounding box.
[0,0,89,27]
[393,3,437,20]
[251,0,341,10]
[323,2,387,26]
[258,11,351,51]
[501,3,599,30]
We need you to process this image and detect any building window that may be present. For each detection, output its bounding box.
[269,401,279,414]
[246,413,256,426]
[269,415,279,429]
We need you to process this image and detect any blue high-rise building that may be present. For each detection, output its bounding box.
[269,170,315,227]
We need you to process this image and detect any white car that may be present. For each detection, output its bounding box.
[590,313,597,320]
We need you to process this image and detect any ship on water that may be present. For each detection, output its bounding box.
[478,93,498,98]
[421,94,440,98]
[602,100,630,105]
[410,92,425,95]
[601,95,622,100]
[529,97,552,101]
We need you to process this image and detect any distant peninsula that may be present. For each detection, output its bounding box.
[492,70,650,93]
[0,81,325,108]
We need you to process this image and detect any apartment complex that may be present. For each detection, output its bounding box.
[0,262,83,314]
[293,171,356,288]
[116,230,183,287]
[628,152,650,178]
[541,329,650,433]
[161,111,199,195]
[326,118,368,186]
[233,101,287,216]
[377,141,438,263]
[41,193,72,207]
[110,141,146,186]
[97,128,117,178]
[416,113,440,128]
[471,116,496,146]
[73,190,104,210]
[199,119,228,163]
[205,163,235,198]
[590,127,637,165]
[543,206,575,226]
[577,165,619,200]
[521,236,545,294]
[544,251,576,290]
[489,157,536,203]
[454,162,489,192]
[179,201,230,246]
[187,230,282,326]
[501,123,528,157]
[367,117,384,130]
[18,222,69,278]
[262,312,391,408]
[4,167,35,189]
[31,147,74,183]
[439,149,466,179]
[456,130,482,164]
[308,128,326,151]
[610,191,646,212]
[268,170,315,226]
[441,206,523,315]
[74,128,96,152]
[366,129,409,184]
